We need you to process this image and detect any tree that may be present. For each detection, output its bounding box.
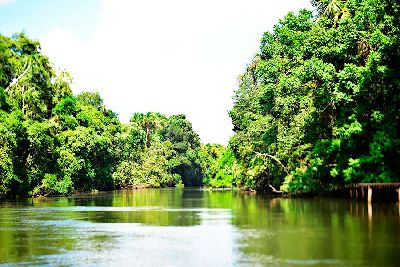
[131,112,166,147]
[161,114,203,186]
[76,91,103,110]
[229,0,400,193]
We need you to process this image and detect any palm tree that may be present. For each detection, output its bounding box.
[312,0,349,25]
[132,112,166,147]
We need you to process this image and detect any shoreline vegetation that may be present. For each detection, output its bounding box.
[1,0,399,199]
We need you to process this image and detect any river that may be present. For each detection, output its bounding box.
[0,189,399,266]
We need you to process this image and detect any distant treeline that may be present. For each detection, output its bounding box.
[214,0,400,192]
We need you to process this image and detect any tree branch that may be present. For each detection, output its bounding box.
[255,152,289,175]
[5,59,31,92]
[269,184,283,193]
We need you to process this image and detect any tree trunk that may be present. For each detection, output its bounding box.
[145,122,151,147]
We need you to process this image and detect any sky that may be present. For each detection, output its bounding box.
[0,0,311,144]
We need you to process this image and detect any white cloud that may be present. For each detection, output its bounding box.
[0,0,15,6]
[41,0,311,145]
[41,28,81,71]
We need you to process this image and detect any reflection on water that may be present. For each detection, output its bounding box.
[0,189,399,266]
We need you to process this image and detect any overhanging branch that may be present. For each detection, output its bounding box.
[255,151,289,175]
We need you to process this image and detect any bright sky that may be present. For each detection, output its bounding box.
[0,0,311,144]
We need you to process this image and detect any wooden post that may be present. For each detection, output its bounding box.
[350,188,353,198]
[361,187,365,199]
[355,188,359,199]
[368,186,372,203]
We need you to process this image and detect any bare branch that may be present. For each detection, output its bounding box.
[5,59,31,92]
[255,151,289,175]
[269,184,283,193]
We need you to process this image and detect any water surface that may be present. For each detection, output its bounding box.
[0,189,399,266]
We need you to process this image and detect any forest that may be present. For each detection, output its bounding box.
[226,0,400,192]
[0,0,399,197]
[0,32,214,196]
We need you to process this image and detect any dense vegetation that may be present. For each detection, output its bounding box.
[1,0,399,197]
[0,33,208,197]
[225,0,400,192]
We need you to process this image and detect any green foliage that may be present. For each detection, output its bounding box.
[229,0,400,193]
[162,114,203,186]
[24,120,59,193]
[199,145,241,188]
[113,141,179,188]
[4,0,397,197]
[0,33,205,197]
[0,87,11,111]
[76,91,103,110]
[0,122,18,195]
[208,148,239,188]
[113,113,204,188]
[32,173,73,196]
[199,144,224,184]
[53,96,77,116]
